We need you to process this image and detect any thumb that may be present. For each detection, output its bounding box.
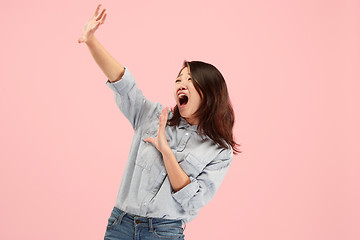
[144,137,154,144]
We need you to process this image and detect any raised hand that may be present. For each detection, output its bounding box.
[144,107,172,155]
[78,4,107,43]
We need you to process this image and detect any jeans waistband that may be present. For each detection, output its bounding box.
[112,206,186,231]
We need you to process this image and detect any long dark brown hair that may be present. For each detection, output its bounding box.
[168,61,241,154]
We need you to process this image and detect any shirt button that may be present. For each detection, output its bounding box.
[185,133,189,136]
[161,172,166,176]
[143,202,147,206]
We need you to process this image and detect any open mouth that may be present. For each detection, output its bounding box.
[178,93,189,106]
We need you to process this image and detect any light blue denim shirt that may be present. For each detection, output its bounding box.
[105,67,233,224]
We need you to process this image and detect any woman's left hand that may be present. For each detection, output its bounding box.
[144,107,171,155]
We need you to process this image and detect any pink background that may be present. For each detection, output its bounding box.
[0,0,359,239]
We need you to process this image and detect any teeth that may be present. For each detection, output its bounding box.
[178,93,186,99]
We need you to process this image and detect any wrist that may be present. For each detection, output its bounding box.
[161,147,173,159]
[85,35,97,45]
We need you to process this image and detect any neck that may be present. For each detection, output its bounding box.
[185,117,198,125]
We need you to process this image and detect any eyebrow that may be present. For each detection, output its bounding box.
[176,72,191,78]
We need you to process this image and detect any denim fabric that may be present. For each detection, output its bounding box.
[104,206,185,240]
[105,67,233,224]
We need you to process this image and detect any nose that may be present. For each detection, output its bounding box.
[178,81,187,90]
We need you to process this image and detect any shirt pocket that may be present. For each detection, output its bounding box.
[179,152,207,178]
[136,132,161,171]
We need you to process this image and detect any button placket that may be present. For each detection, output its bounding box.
[177,130,191,152]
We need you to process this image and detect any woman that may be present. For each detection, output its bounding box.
[78,4,240,240]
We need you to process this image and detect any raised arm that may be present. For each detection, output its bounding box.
[78,4,125,83]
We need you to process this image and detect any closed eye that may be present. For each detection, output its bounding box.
[175,77,191,83]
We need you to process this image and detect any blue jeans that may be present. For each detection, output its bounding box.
[104,206,186,240]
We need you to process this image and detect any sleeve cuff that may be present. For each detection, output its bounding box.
[105,67,134,95]
[172,177,199,205]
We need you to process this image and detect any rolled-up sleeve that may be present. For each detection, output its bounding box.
[171,149,233,211]
[105,67,161,130]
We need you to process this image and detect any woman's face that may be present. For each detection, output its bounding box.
[173,67,202,125]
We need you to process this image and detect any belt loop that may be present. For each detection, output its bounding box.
[182,220,186,231]
[148,218,154,232]
[117,211,126,225]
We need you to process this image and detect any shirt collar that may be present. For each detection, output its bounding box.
[178,117,198,132]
